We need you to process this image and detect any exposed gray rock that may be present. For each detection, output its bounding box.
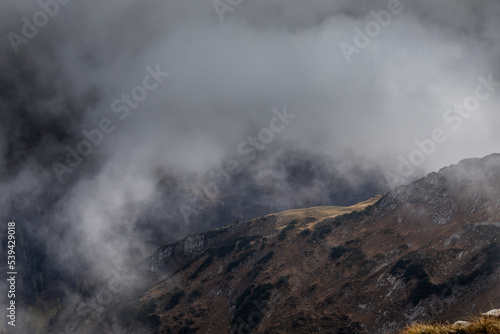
[482,309,500,318]
[183,234,206,254]
[452,320,469,327]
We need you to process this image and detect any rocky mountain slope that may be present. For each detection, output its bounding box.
[34,154,500,333]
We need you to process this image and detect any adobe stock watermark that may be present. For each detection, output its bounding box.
[213,0,244,22]
[6,221,17,328]
[338,0,407,64]
[385,74,499,188]
[51,64,169,182]
[7,0,72,54]
[179,107,296,225]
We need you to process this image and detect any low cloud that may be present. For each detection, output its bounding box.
[0,2,499,328]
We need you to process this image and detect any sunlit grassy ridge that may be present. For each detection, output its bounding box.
[401,313,500,334]
[267,194,383,229]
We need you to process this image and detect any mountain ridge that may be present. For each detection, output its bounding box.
[85,153,498,334]
[13,153,500,334]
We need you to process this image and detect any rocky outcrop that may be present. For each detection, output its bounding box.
[482,309,500,318]
[137,216,274,276]
[452,320,470,327]
[378,153,500,226]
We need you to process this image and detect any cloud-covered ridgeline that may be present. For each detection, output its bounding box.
[0,3,498,326]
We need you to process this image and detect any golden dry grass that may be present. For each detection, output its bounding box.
[267,194,383,229]
[401,314,500,334]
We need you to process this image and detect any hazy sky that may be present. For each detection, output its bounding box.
[1,0,499,276]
